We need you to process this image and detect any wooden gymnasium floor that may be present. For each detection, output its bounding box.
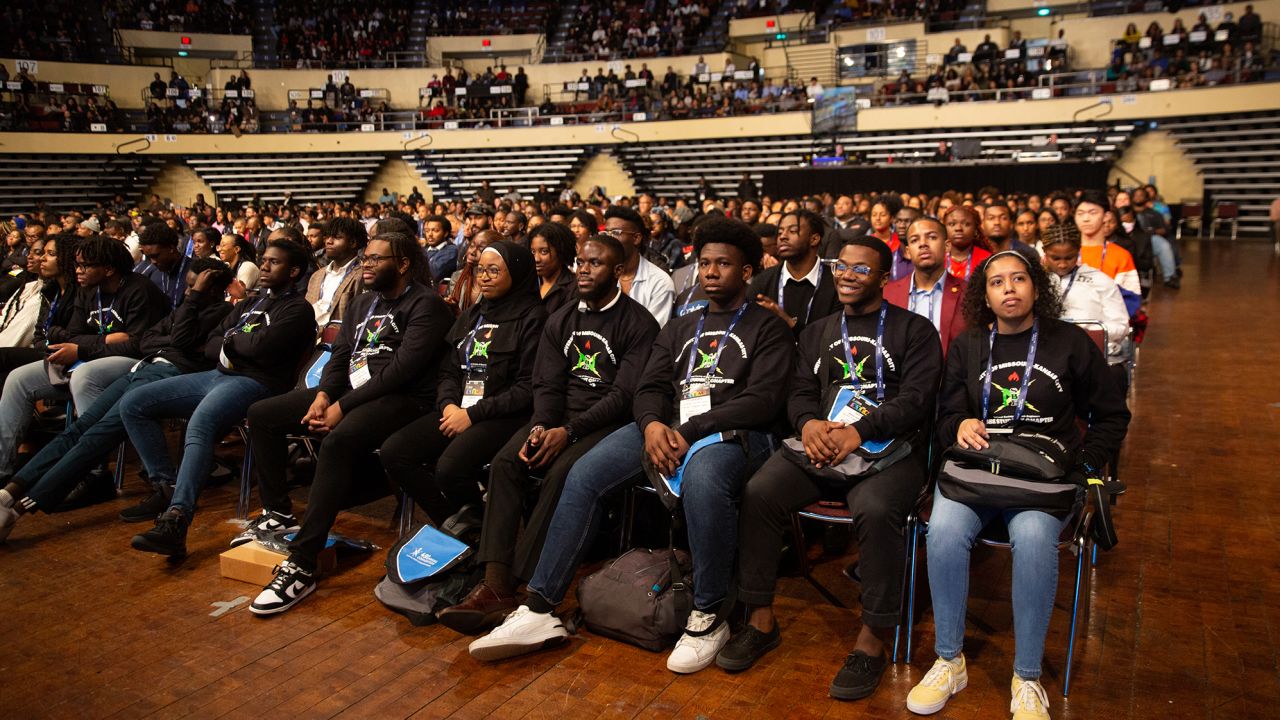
[1,239,1278,720]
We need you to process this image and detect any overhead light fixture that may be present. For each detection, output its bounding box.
[1038,8,1051,15]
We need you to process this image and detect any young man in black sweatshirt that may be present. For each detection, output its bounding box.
[470,217,794,674]
[719,237,943,702]
[748,209,841,335]
[438,234,660,634]
[125,240,318,558]
[245,232,454,615]
[0,258,233,538]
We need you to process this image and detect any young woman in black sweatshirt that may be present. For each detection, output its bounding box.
[726,237,943,701]
[906,251,1130,720]
[246,232,454,616]
[379,240,547,526]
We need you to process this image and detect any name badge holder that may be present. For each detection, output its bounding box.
[461,314,488,409]
[830,303,894,456]
[679,303,748,426]
[349,299,388,389]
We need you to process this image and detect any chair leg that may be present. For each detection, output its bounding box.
[620,487,637,553]
[892,515,916,663]
[237,432,253,521]
[792,513,846,608]
[114,443,127,491]
[64,400,75,432]
[905,520,923,663]
[395,488,414,536]
[1063,533,1088,697]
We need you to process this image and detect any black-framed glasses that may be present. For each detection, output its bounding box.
[74,262,106,271]
[603,228,639,238]
[475,264,506,278]
[360,254,400,266]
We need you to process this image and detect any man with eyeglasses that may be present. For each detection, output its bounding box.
[723,236,941,703]
[242,232,453,613]
[748,209,841,335]
[605,205,674,328]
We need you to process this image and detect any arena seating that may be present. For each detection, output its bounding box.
[0,154,162,217]
[833,122,1140,164]
[401,146,592,201]
[614,136,817,196]
[1163,110,1280,234]
[183,154,386,203]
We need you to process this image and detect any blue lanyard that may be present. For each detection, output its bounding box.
[1060,267,1078,301]
[163,255,191,308]
[44,291,62,333]
[777,261,823,325]
[982,318,1040,423]
[225,295,268,338]
[839,302,887,402]
[94,288,113,335]
[335,256,361,286]
[683,302,748,386]
[462,313,487,374]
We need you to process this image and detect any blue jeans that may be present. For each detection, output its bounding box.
[68,356,139,412]
[0,360,71,477]
[1150,233,1177,281]
[16,361,181,510]
[926,488,1070,680]
[526,422,772,611]
[119,369,271,516]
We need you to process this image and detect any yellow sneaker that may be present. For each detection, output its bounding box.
[906,655,967,715]
[1010,676,1051,720]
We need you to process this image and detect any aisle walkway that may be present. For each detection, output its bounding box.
[0,240,1277,719]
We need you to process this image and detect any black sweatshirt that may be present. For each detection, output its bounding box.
[790,303,943,443]
[436,300,548,422]
[747,260,842,336]
[34,282,80,353]
[634,301,795,443]
[63,273,171,360]
[101,294,232,374]
[938,318,1131,474]
[540,269,577,316]
[531,290,660,438]
[203,289,317,393]
[317,282,453,412]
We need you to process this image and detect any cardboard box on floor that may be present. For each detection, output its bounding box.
[219,541,337,586]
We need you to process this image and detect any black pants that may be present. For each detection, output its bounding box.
[737,449,926,629]
[245,388,429,569]
[379,411,529,526]
[477,421,621,582]
[0,346,43,392]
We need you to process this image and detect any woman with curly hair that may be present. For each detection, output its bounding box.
[905,250,1130,720]
[942,205,991,282]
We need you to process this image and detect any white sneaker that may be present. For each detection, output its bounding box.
[468,605,569,662]
[666,610,729,674]
[906,655,968,715]
[1010,676,1051,720]
[0,502,17,542]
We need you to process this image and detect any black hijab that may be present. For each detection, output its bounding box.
[450,240,542,341]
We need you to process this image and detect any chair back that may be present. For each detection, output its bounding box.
[1216,202,1239,219]
[319,319,343,349]
[1069,319,1108,355]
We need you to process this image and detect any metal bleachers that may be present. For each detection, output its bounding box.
[615,137,819,197]
[0,155,162,218]
[401,146,591,202]
[184,154,386,203]
[834,123,1139,164]
[1162,112,1280,235]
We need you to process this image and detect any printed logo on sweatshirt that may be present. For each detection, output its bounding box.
[981,361,1064,426]
[88,306,124,333]
[353,312,400,362]
[678,331,748,387]
[813,335,898,397]
[562,331,618,386]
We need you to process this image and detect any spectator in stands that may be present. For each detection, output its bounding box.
[748,208,840,336]
[886,216,967,358]
[423,214,457,283]
[127,240,317,558]
[306,216,366,326]
[1074,190,1141,303]
[907,250,1129,720]
[530,221,577,315]
[1041,224,1130,370]
[945,38,967,65]
[469,217,792,673]
[944,206,990,282]
[245,232,452,614]
[607,206,674,328]
[218,233,260,299]
[1239,4,1262,44]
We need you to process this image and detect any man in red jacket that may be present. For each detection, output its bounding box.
[884,216,966,359]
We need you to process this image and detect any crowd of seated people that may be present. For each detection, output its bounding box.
[275,0,413,69]
[0,1,92,62]
[1108,6,1270,89]
[560,0,715,60]
[0,64,125,132]
[0,172,1165,720]
[424,1,560,36]
[140,70,258,135]
[104,0,252,34]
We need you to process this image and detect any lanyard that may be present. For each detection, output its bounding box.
[908,275,937,326]
[94,288,113,335]
[1078,240,1107,269]
[462,313,487,374]
[44,290,62,333]
[1060,267,1079,301]
[224,295,268,338]
[334,256,361,286]
[683,302,748,386]
[982,318,1040,423]
[162,255,191,309]
[839,302,888,402]
[777,261,823,325]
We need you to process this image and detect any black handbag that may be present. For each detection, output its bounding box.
[939,434,1081,514]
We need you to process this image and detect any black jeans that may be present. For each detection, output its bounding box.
[378,411,530,526]
[477,421,622,582]
[737,449,926,629]
[245,388,430,569]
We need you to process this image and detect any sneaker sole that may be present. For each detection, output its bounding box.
[715,633,781,672]
[468,630,569,662]
[129,535,186,557]
[906,677,967,715]
[438,606,517,636]
[249,583,316,616]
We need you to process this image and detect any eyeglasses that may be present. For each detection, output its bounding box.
[360,254,400,266]
[826,261,880,278]
[74,262,106,271]
[475,265,506,279]
[603,228,639,238]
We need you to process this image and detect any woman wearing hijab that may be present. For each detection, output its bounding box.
[529,222,576,315]
[446,230,499,314]
[380,240,548,526]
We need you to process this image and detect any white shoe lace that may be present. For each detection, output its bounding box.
[1011,678,1050,715]
[684,609,715,634]
[491,605,534,637]
[267,561,298,592]
[920,657,959,690]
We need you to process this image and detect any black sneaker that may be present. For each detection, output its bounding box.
[250,561,317,616]
[54,470,119,512]
[119,484,173,523]
[130,507,189,557]
[715,623,781,672]
[229,509,300,548]
[829,650,887,701]
[1163,277,1181,289]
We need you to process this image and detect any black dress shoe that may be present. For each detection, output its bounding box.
[715,623,781,672]
[829,650,887,700]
